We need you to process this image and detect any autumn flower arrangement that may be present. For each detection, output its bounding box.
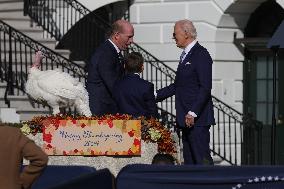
[19,114,176,155]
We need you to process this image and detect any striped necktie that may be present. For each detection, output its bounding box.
[179,50,186,63]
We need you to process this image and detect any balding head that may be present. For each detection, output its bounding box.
[110,20,132,35]
[109,20,134,50]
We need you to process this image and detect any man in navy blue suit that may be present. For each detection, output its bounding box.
[156,19,215,165]
[113,52,158,118]
[86,20,134,116]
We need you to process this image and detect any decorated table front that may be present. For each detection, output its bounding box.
[22,115,179,176]
[28,133,158,175]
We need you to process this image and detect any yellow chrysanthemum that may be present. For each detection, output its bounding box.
[148,128,161,142]
[20,123,31,135]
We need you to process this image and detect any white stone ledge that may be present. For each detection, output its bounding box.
[131,1,224,26]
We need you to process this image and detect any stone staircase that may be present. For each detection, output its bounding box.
[0,0,84,121]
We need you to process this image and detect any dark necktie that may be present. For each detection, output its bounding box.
[118,52,124,66]
[118,52,125,75]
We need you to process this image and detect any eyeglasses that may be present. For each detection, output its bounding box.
[173,30,190,39]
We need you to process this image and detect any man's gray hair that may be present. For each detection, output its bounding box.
[176,19,197,39]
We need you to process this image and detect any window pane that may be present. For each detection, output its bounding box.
[268,56,273,79]
[267,56,279,79]
[268,80,273,102]
[268,80,279,102]
[257,80,267,101]
[256,56,267,79]
[256,103,267,124]
[268,103,272,125]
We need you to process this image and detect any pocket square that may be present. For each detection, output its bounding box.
[185,62,191,65]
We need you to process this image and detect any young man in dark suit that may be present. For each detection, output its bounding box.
[0,125,48,189]
[86,20,134,116]
[113,52,158,118]
[156,19,215,165]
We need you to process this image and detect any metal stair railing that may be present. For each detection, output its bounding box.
[24,0,109,61]
[0,20,85,108]
[22,0,263,165]
[211,96,263,165]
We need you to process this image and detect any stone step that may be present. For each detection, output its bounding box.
[0,9,24,18]
[1,17,33,28]
[0,99,8,108]
[18,110,51,121]
[3,95,51,121]
[0,0,22,2]
[14,26,44,39]
[0,37,57,49]
[0,1,23,10]
[0,66,83,83]
[0,49,71,61]
[73,60,86,67]
[0,97,62,114]
[0,29,49,39]
[6,95,45,109]
[14,104,50,113]
[0,107,20,123]
[212,154,224,165]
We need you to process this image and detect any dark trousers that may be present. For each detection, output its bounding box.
[182,126,213,165]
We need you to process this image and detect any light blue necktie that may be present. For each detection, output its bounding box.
[179,51,186,63]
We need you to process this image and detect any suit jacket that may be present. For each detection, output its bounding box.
[113,73,158,118]
[0,126,48,189]
[156,42,215,127]
[86,40,124,116]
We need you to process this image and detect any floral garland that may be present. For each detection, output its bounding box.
[19,114,176,155]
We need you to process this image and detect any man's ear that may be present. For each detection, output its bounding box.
[184,32,189,39]
[114,32,120,40]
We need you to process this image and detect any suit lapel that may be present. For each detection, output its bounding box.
[105,40,125,74]
[106,40,121,62]
[177,42,200,75]
[181,42,200,64]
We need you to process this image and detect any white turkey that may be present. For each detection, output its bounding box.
[25,51,92,116]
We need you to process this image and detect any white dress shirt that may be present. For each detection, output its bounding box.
[180,39,197,62]
[108,39,120,54]
[183,40,198,118]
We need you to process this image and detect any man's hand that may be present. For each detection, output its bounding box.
[185,114,195,128]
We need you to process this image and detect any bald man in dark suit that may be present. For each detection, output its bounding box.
[87,20,134,115]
